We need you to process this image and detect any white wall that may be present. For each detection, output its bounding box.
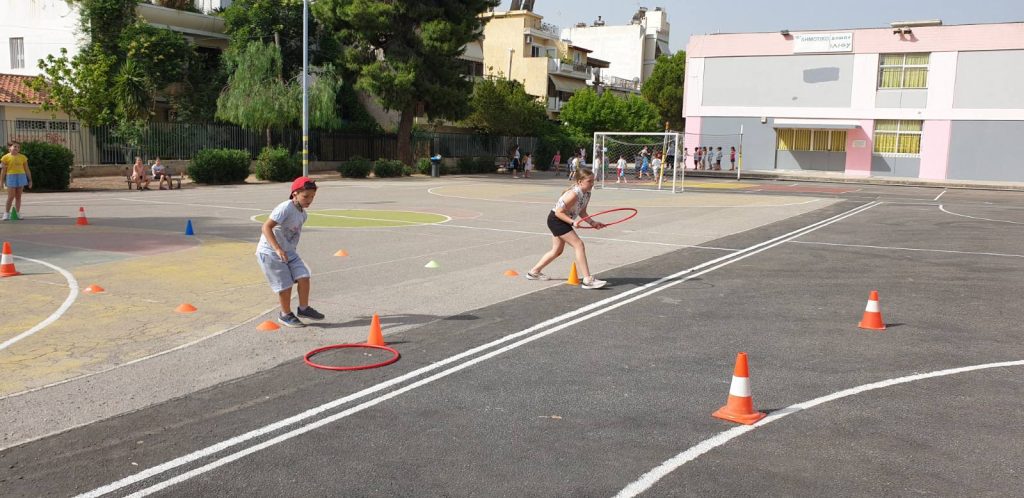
[562,24,645,82]
[1,0,82,76]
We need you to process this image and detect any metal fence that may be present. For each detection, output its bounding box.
[0,119,536,165]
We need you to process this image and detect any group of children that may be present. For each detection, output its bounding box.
[262,167,609,326]
[508,146,535,179]
[690,146,737,171]
[130,156,175,190]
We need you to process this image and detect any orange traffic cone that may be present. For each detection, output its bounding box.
[334,249,349,257]
[503,269,519,277]
[566,262,581,285]
[175,303,197,313]
[256,320,280,331]
[712,352,767,425]
[0,241,20,277]
[76,207,89,226]
[83,284,105,294]
[858,290,886,330]
[366,313,385,346]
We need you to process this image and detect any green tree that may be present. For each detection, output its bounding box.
[641,51,685,131]
[216,41,342,146]
[558,88,661,145]
[463,78,548,136]
[313,0,500,165]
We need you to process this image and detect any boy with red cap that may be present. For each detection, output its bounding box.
[256,176,324,327]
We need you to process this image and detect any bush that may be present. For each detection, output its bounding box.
[337,156,372,178]
[402,165,415,176]
[416,158,432,175]
[253,146,300,182]
[187,148,251,184]
[372,158,405,178]
[1,141,73,191]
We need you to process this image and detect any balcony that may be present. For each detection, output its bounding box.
[547,97,564,112]
[547,58,591,79]
[524,22,561,41]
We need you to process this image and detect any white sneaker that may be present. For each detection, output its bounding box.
[525,271,550,281]
[1,212,7,220]
[581,277,607,289]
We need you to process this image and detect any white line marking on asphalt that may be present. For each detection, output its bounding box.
[0,257,78,352]
[614,359,1024,498]
[789,240,1024,259]
[77,202,880,498]
[933,189,947,201]
[939,204,1023,225]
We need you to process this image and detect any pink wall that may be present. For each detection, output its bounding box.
[844,120,875,176]
[919,120,952,179]
[687,23,1024,58]
[683,117,701,166]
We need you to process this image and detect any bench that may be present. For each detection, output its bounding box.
[125,167,182,190]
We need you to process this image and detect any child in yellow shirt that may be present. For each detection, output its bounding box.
[1,142,33,220]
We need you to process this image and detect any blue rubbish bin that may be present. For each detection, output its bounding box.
[430,154,442,177]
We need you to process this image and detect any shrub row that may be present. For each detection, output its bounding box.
[187,148,250,184]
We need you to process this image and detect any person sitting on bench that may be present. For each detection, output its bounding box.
[131,157,151,191]
[151,157,172,190]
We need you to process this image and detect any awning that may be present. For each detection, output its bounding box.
[549,75,588,93]
[657,40,672,56]
[773,118,861,130]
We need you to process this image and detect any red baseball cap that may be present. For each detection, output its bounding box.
[290,176,317,197]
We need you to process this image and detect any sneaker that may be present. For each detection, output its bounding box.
[581,277,607,290]
[143,186,151,190]
[278,312,306,328]
[296,306,325,321]
[1,212,7,221]
[525,271,550,281]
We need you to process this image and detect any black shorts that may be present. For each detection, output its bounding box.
[547,211,574,236]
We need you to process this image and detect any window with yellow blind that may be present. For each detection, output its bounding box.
[878,53,929,89]
[873,120,923,155]
[776,129,847,152]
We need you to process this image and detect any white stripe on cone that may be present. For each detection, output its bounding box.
[0,253,12,264]
[865,300,880,312]
[728,375,751,397]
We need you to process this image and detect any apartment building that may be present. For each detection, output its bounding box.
[479,8,602,118]
[560,6,672,94]
[684,21,1024,183]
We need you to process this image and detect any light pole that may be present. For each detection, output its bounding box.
[507,48,514,80]
[301,0,309,176]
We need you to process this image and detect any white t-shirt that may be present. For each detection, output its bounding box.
[256,200,307,256]
[617,158,626,170]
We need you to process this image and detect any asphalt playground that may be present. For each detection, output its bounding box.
[0,173,1022,496]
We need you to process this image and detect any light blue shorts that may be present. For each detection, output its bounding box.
[5,173,28,188]
[257,251,310,293]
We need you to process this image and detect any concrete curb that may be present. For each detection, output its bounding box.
[682,170,1024,191]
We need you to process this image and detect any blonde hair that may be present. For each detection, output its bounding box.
[563,167,594,193]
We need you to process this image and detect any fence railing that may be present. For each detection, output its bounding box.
[0,120,536,165]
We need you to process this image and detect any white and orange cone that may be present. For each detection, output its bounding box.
[0,241,20,277]
[712,352,767,425]
[858,290,886,330]
[76,207,89,226]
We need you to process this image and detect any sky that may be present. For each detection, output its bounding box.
[496,0,1024,54]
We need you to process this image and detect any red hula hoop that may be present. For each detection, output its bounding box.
[576,208,638,229]
[304,344,400,371]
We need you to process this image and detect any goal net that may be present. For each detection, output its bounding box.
[593,132,684,193]
[679,132,744,177]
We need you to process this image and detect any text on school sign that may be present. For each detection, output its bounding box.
[793,33,853,53]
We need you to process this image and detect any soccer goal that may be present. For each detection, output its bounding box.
[593,132,685,193]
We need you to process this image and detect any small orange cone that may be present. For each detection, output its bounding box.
[566,262,580,285]
[712,352,767,425]
[366,313,385,346]
[175,303,197,313]
[82,284,105,294]
[334,249,349,257]
[1,241,20,277]
[256,320,280,331]
[503,269,519,277]
[76,207,89,226]
[858,290,886,330]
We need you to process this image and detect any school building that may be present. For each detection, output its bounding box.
[682,21,1024,183]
